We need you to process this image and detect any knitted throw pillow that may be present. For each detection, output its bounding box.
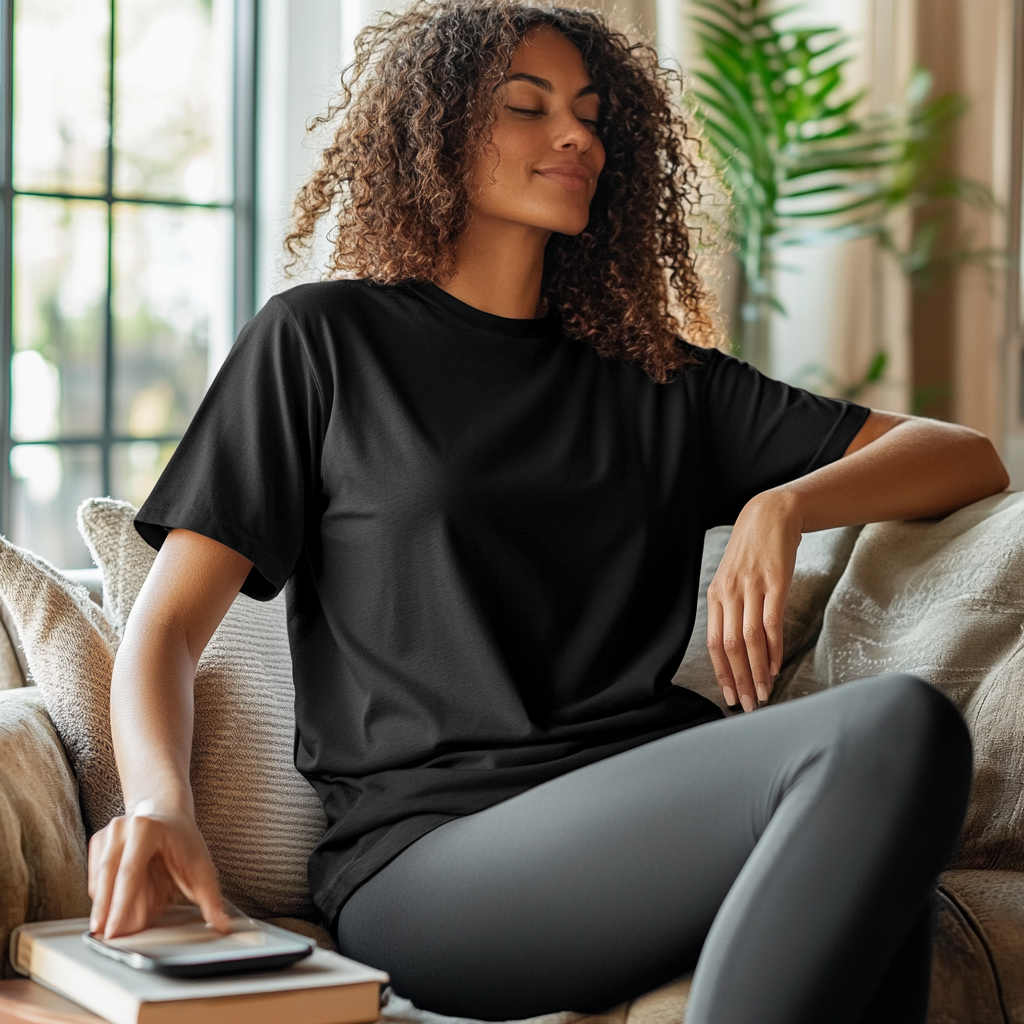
[0,499,326,919]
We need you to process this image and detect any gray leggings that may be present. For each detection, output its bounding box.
[336,676,972,1023]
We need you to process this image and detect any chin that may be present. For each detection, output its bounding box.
[543,213,592,236]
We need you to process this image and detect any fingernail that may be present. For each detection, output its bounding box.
[756,682,768,703]
[770,662,780,679]
[741,693,755,713]
[723,686,737,707]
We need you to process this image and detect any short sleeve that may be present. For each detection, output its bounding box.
[134,297,326,600]
[698,348,870,527]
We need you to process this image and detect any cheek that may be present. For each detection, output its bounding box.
[470,136,538,205]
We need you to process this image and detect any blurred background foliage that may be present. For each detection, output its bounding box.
[690,0,998,388]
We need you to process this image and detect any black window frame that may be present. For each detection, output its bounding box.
[0,0,257,534]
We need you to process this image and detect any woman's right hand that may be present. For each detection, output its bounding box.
[87,802,232,938]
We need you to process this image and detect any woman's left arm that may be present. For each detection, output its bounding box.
[706,411,1010,713]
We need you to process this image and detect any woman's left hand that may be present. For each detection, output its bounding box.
[706,491,802,712]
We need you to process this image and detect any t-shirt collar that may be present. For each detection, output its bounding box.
[405,281,561,339]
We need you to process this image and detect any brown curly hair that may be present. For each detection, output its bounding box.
[285,0,720,382]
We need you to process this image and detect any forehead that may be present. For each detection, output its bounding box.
[507,24,594,87]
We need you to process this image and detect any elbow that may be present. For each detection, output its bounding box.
[967,430,1010,496]
[995,461,1011,494]
[995,459,1011,494]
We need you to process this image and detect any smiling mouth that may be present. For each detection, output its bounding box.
[535,167,592,192]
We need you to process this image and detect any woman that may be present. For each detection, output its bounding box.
[87,4,1007,1022]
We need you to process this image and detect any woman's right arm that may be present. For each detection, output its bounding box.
[87,528,253,939]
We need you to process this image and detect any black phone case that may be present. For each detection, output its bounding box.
[82,926,314,978]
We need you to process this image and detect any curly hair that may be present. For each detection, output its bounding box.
[285,0,721,382]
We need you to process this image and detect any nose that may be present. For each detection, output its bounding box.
[552,110,595,152]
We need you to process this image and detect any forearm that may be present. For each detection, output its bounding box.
[93,531,250,937]
[108,529,253,817]
[767,418,1009,533]
[110,613,198,816]
[708,416,1009,712]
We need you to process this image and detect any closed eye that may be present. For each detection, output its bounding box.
[507,106,600,133]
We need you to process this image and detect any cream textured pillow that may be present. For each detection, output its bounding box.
[0,500,326,919]
[0,537,121,828]
[782,491,1024,872]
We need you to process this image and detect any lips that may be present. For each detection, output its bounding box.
[535,164,593,191]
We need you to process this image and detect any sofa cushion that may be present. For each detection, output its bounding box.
[0,689,90,978]
[377,976,691,1024]
[0,504,326,920]
[776,491,1024,875]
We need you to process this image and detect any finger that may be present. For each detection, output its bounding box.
[763,585,786,691]
[742,588,771,704]
[87,827,107,899]
[706,596,737,707]
[721,596,757,712]
[166,849,231,933]
[105,818,162,938]
[88,824,126,935]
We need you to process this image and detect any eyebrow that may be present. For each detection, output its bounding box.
[505,72,598,99]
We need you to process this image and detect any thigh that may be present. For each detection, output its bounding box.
[337,676,970,1022]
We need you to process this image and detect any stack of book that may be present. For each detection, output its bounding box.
[6,919,389,1024]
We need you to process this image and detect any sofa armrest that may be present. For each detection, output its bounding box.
[934,870,1024,1024]
[0,689,90,979]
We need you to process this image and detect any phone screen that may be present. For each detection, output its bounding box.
[83,906,315,977]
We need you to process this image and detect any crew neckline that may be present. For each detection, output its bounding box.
[406,281,560,338]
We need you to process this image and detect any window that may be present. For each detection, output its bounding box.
[0,0,255,567]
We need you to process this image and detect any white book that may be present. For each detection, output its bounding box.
[11,918,389,1024]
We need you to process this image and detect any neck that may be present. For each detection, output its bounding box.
[438,217,551,319]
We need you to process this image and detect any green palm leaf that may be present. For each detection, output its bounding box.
[689,0,994,370]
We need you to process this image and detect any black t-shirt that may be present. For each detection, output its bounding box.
[136,279,869,924]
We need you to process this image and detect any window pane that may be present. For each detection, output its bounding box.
[113,0,233,202]
[13,0,110,194]
[12,197,107,440]
[10,444,103,568]
[112,203,232,436]
[111,440,177,509]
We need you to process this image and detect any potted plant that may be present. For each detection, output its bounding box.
[690,0,994,383]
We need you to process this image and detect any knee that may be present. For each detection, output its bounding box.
[861,673,968,745]
[839,674,972,805]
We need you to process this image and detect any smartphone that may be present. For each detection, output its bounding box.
[83,905,315,978]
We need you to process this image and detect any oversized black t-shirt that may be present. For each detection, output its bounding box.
[135,279,869,925]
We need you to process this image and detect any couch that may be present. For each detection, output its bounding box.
[2,493,1024,1024]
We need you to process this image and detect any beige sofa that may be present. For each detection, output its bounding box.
[2,495,1024,1024]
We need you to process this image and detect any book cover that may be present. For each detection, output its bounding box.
[11,919,389,1024]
